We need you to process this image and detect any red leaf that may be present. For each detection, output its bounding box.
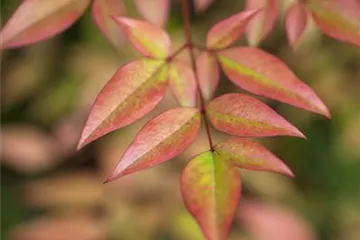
[206,93,305,138]
[134,0,169,27]
[206,9,260,49]
[181,151,241,240]
[245,0,278,46]
[169,60,197,107]
[112,17,171,58]
[215,138,294,176]
[285,2,309,48]
[217,47,330,117]
[194,0,216,13]
[77,59,168,150]
[92,0,126,48]
[196,51,220,100]
[105,107,201,182]
[0,0,91,49]
[306,0,360,46]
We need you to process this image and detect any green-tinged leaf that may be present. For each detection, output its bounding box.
[105,108,201,182]
[215,138,294,176]
[181,151,241,240]
[78,59,168,149]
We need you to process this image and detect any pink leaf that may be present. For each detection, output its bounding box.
[206,9,260,49]
[285,2,309,48]
[112,17,171,58]
[181,151,241,240]
[0,0,91,49]
[92,0,126,48]
[105,107,201,182]
[196,51,220,100]
[206,93,305,138]
[134,0,169,27]
[169,60,197,107]
[215,138,294,176]
[306,0,360,46]
[245,0,278,46]
[77,59,168,150]
[194,0,216,13]
[217,47,330,117]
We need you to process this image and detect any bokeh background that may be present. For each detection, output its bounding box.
[1,0,360,239]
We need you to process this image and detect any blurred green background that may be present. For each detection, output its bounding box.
[1,0,360,239]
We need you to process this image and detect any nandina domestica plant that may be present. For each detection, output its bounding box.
[1,0,360,239]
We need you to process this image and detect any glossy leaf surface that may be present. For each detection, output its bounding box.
[285,2,308,48]
[181,151,241,240]
[215,138,293,176]
[218,47,330,117]
[196,51,220,100]
[112,17,171,58]
[206,93,305,138]
[134,0,169,27]
[92,0,126,48]
[206,9,260,49]
[0,0,91,49]
[78,59,168,149]
[105,108,201,181]
[169,60,197,107]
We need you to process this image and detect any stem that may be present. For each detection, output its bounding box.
[180,0,215,152]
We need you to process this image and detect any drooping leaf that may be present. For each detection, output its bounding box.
[196,51,220,100]
[215,138,294,176]
[134,0,169,27]
[77,59,168,150]
[245,0,278,46]
[181,151,241,240]
[194,0,216,13]
[285,2,308,48]
[112,17,171,58]
[92,0,126,48]
[0,0,91,49]
[206,93,305,138]
[105,107,201,182]
[168,60,197,107]
[217,47,330,117]
[206,9,260,49]
[306,0,360,46]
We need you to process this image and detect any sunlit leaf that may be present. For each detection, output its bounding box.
[245,0,278,46]
[0,0,91,49]
[134,0,169,27]
[285,2,308,48]
[92,0,126,48]
[112,17,171,58]
[194,0,216,13]
[206,93,305,138]
[78,59,168,150]
[181,151,241,240]
[169,60,197,107]
[215,138,294,176]
[105,108,201,182]
[206,9,260,49]
[306,0,360,46]
[196,51,220,100]
[217,47,330,117]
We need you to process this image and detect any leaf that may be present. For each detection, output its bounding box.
[214,138,294,176]
[0,0,91,49]
[134,0,169,27]
[169,60,197,107]
[77,59,168,150]
[217,47,330,117]
[206,93,305,138]
[206,9,260,49]
[306,0,360,46]
[196,51,220,100]
[245,0,278,46]
[285,2,308,48]
[105,107,201,182]
[181,151,241,240]
[195,0,216,13]
[92,0,126,48]
[112,17,171,58]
